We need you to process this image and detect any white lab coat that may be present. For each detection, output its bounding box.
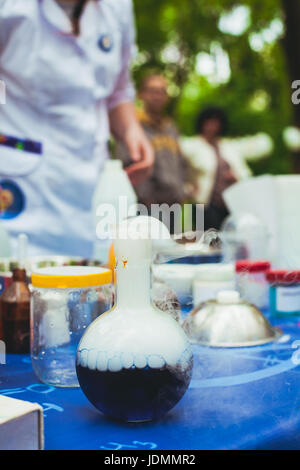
[180,134,273,204]
[0,0,136,257]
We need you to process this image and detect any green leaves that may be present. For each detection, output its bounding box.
[133,0,296,174]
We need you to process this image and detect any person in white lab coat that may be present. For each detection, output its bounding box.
[0,0,153,258]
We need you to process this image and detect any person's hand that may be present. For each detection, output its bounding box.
[123,124,154,186]
[109,102,154,186]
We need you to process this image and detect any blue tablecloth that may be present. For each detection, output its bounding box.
[1,311,300,450]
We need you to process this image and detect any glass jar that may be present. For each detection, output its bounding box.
[31,266,113,388]
[221,214,270,263]
[235,260,271,310]
[266,270,300,317]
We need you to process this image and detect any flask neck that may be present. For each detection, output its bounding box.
[115,262,151,309]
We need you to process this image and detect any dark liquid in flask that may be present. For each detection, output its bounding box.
[76,361,193,422]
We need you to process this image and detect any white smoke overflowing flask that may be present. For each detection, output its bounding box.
[76,217,193,422]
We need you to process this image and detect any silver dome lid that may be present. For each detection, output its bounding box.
[183,290,281,347]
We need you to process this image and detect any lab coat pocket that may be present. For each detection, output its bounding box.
[0,142,42,177]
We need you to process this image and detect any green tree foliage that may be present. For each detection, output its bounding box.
[133,0,297,174]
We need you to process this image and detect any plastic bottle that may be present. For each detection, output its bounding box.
[0,222,12,257]
[92,159,138,262]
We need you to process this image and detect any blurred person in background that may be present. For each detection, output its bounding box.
[181,106,273,230]
[115,74,197,223]
[0,0,153,258]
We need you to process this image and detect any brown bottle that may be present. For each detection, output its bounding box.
[0,268,30,354]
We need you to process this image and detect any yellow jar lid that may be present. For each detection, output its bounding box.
[31,266,112,289]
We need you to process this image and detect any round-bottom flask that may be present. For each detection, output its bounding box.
[76,218,193,422]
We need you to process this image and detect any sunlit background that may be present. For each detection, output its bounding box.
[132,0,296,175]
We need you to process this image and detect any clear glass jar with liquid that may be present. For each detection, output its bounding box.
[31,266,113,387]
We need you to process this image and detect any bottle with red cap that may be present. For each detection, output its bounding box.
[235,260,271,310]
[266,269,300,316]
